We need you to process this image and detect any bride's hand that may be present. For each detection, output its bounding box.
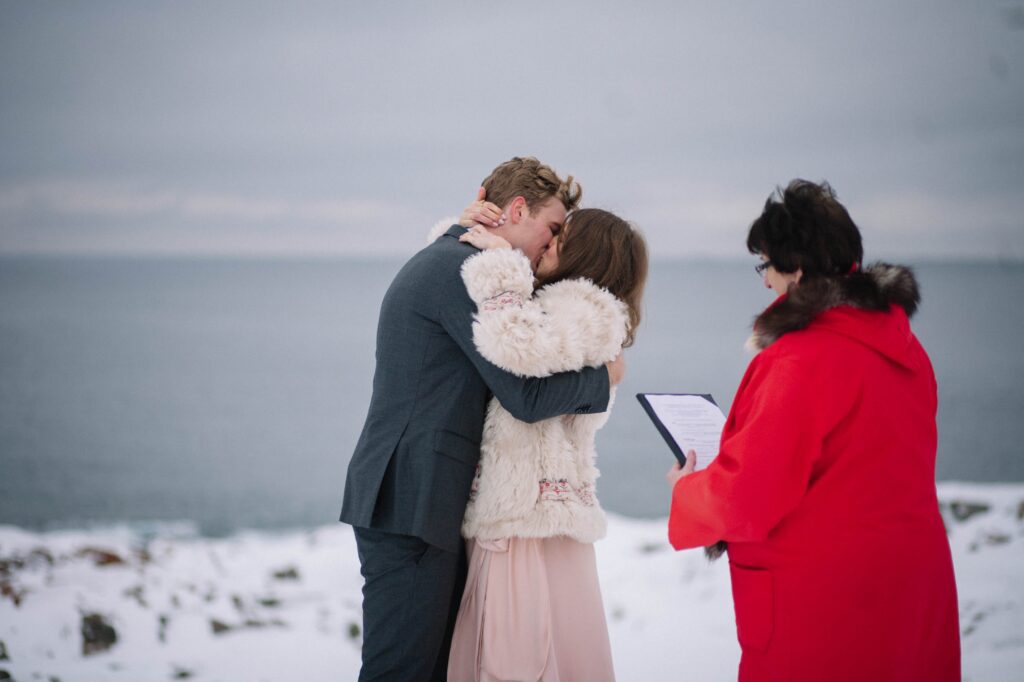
[459,187,506,228]
[460,224,512,251]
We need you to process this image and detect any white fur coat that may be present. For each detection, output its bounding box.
[456,245,629,543]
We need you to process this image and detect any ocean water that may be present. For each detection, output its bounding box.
[1,256,1022,534]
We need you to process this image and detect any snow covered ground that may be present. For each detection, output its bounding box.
[1,483,1021,681]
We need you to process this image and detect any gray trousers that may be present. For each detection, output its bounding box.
[354,527,467,681]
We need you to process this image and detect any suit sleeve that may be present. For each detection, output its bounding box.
[667,352,825,549]
[438,257,610,424]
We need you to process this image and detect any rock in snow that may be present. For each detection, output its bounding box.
[81,613,118,656]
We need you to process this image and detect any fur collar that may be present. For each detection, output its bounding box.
[427,217,461,244]
[747,262,920,352]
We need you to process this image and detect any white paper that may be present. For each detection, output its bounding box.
[643,394,726,471]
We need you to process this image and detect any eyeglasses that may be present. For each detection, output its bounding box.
[754,260,773,277]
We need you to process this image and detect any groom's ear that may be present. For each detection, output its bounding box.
[507,196,527,223]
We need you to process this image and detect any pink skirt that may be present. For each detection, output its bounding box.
[447,536,615,682]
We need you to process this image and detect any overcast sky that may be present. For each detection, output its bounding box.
[1,1,1021,259]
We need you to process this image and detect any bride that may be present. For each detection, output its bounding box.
[445,203,648,681]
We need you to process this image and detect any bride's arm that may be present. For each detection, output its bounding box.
[461,248,627,378]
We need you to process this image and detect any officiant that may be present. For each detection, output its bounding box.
[665,179,960,681]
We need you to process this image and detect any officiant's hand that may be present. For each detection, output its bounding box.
[459,187,506,228]
[666,450,697,488]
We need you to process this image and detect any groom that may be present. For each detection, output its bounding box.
[340,156,623,680]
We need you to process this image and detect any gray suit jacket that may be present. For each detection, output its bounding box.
[340,225,610,553]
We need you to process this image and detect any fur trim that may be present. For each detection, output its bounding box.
[427,217,460,244]
[747,262,920,351]
[461,389,616,544]
[469,273,628,378]
[534,280,629,367]
[460,249,535,305]
[459,261,630,543]
[705,541,728,561]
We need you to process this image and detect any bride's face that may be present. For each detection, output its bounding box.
[534,233,561,278]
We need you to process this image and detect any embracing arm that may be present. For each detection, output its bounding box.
[438,263,611,424]
[461,248,628,377]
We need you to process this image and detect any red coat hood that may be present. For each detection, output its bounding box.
[812,304,921,371]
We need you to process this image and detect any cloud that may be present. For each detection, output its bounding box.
[0,181,422,224]
[0,1,1022,258]
[3,178,1019,260]
[0,181,430,256]
[0,182,178,217]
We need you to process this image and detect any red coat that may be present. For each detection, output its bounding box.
[669,267,960,682]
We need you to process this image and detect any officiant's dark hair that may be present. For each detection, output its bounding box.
[481,156,582,214]
[537,208,648,348]
[746,179,863,280]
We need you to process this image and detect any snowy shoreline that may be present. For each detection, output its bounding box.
[2,483,1022,681]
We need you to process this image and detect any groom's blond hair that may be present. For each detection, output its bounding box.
[481,157,582,214]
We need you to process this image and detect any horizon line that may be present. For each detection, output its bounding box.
[2,251,1022,266]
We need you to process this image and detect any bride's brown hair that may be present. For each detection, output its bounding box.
[536,208,648,348]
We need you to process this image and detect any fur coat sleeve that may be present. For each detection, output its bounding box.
[460,248,629,379]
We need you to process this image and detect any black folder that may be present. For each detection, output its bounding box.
[635,393,720,467]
